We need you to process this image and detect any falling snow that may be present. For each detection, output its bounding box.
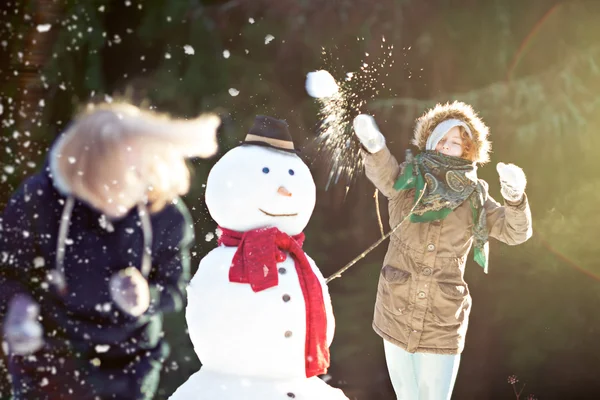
[36,24,52,33]
[228,88,240,97]
[264,34,275,45]
[95,344,110,353]
[99,215,115,232]
[184,45,195,55]
[33,257,45,268]
[223,50,230,59]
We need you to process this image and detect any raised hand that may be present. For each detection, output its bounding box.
[353,114,386,153]
[496,162,527,203]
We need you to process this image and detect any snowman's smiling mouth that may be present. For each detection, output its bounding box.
[259,208,298,217]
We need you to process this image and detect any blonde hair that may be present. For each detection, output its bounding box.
[50,102,220,218]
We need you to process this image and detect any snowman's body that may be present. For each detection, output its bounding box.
[186,247,335,379]
[170,142,348,400]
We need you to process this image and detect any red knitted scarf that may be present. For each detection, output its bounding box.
[218,226,329,377]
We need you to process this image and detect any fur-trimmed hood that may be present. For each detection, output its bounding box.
[411,101,491,164]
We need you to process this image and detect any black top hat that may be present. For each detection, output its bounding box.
[242,115,299,154]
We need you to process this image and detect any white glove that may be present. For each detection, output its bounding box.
[496,162,527,203]
[109,267,151,317]
[353,114,386,153]
[4,294,44,355]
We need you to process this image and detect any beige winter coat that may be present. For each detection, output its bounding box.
[364,102,532,355]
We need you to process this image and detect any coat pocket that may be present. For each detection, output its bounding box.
[431,282,471,327]
[377,265,412,316]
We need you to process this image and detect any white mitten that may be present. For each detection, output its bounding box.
[353,114,386,153]
[4,294,44,355]
[496,162,527,203]
[109,267,151,317]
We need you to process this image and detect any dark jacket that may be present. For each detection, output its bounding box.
[0,161,193,399]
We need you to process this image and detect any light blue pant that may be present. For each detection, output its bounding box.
[383,339,461,400]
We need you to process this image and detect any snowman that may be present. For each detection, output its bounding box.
[169,116,348,400]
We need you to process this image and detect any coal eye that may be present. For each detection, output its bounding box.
[262,167,270,174]
[288,169,295,176]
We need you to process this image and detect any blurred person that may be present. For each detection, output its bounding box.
[0,102,220,400]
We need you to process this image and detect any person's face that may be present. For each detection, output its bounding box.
[435,126,463,157]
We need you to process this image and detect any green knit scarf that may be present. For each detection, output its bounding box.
[393,150,489,273]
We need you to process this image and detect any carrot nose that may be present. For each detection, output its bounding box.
[277,186,292,197]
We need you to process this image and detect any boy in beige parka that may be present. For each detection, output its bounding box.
[353,101,532,400]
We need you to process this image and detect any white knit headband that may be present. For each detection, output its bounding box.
[425,119,472,151]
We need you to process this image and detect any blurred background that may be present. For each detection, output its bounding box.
[1,0,600,399]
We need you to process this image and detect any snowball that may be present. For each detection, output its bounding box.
[305,70,339,98]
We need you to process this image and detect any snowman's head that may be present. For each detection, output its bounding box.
[205,144,316,236]
[206,116,316,236]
